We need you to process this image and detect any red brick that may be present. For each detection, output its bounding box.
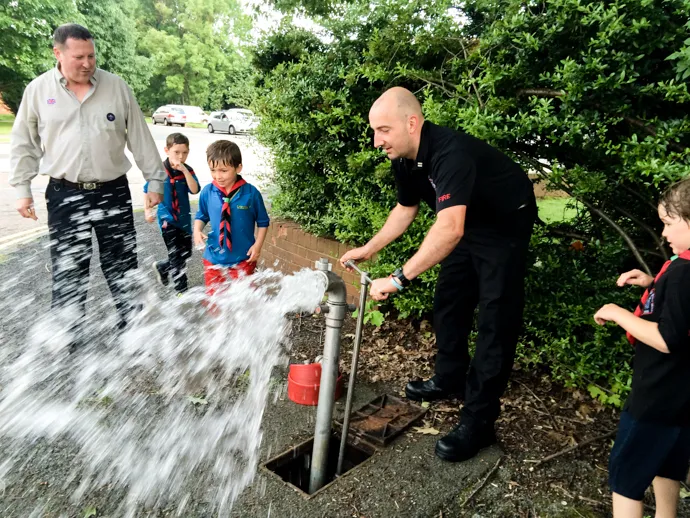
[324,240,339,259]
[337,241,349,259]
[294,256,313,269]
[296,245,310,259]
[296,231,310,248]
[275,224,289,240]
[290,227,302,244]
[306,233,318,251]
[318,238,333,255]
[305,248,322,262]
[283,241,298,255]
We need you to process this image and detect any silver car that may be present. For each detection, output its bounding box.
[207,110,258,135]
[152,106,187,126]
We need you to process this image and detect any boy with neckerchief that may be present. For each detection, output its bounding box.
[145,132,200,294]
[594,179,690,518]
[193,140,269,296]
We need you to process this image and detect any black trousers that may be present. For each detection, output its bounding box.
[46,176,138,329]
[433,200,537,426]
[158,224,192,292]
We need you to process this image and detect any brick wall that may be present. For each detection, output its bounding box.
[258,220,362,304]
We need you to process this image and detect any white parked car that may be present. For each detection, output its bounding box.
[176,105,209,124]
[151,105,187,126]
[207,109,259,135]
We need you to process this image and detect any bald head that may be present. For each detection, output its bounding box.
[370,87,423,122]
[369,87,424,160]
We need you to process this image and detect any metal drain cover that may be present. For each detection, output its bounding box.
[335,393,427,447]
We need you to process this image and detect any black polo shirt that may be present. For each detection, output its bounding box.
[624,256,690,426]
[392,121,533,226]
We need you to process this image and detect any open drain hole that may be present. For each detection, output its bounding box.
[261,432,375,498]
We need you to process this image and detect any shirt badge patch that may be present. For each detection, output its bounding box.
[106,113,116,122]
[47,99,56,105]
[642,290,655,315]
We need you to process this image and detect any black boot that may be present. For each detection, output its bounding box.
[405,375,465,402]
[435,421,497,462]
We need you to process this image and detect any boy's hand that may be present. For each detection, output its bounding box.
[144,209,156,223]
[617,269,654,288]
[171,161,189,174]
[194,231,208,249]
[147,191,163,207]
[594,303,623,325]
[247,244,261,263]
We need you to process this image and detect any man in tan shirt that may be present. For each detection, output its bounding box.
[9,23,165,348]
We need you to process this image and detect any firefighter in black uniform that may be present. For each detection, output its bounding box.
[340,87,537,462]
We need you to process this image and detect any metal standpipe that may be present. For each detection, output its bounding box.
[309,258,348,494]
[336,261,371,476]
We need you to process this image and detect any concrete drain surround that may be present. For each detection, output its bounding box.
[261,432,376,498]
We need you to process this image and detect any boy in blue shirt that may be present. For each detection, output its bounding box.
[193,140,269,296]
[594,179,690,518]
[144,133,200,293]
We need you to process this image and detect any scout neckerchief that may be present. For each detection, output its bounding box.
[627,250,690,345]
[213,176,246,251]
[164,158,189,221]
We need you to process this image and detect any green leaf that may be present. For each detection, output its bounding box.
[187,396,208,406]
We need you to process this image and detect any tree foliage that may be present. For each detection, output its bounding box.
[253,0,690,400]
[1,0,252,113]
[133,0,253,111]
[0,0,80,112]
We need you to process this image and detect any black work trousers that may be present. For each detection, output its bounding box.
[46,176,138,330]
[433,200,537,427]
[159,224,192,293]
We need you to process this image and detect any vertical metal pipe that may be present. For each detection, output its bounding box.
[309,260,347,494]
[336,271,369,476]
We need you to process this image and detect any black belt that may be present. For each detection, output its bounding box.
[50,176,128,190]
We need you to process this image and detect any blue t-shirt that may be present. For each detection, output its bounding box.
[195,181,270,267]
[144,160,199,234]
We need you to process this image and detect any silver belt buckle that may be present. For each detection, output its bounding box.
[81,182,98,190]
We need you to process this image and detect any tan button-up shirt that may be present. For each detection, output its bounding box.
[9,66,165,198]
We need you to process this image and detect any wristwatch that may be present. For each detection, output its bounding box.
[392,267,411,288]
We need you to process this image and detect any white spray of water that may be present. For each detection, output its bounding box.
[0,265,327,516]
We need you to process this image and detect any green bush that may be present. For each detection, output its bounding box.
[253,0,690,402]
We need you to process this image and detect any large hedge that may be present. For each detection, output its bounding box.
[253,0,690,404]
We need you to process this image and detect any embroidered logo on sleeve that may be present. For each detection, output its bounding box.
[438,194,451,203]
[106,113,116,122]
[47,99,56,105]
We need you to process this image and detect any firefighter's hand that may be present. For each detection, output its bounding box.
[369,277,399,301]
